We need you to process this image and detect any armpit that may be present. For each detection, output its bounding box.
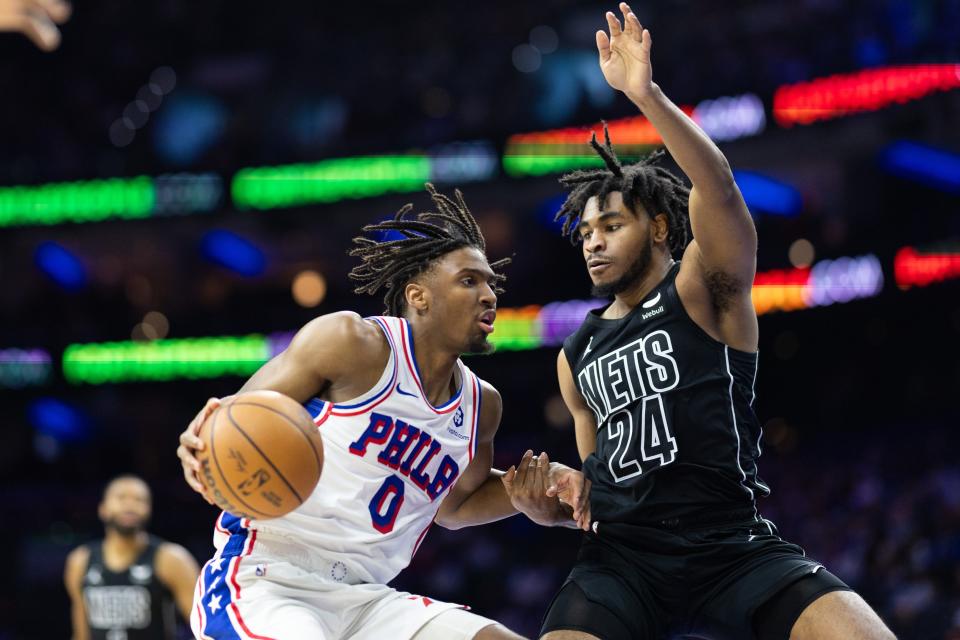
[704,269,746,313]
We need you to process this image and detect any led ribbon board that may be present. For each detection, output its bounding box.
[232,144,498,211]
[773,64,960,127]
[752,254,884,315]
[62,335,269,384]
[0,174,221,228]
[0,349,52,388]
[894,244,960,289]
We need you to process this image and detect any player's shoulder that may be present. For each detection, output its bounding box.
[476,377,501,407]
[155,541,199,574]
[294,311,388,356]
[66,543,91,565]
[64,544,92,583]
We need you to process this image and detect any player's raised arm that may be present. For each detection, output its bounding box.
[597,2,756,292]
[176,311,388,501]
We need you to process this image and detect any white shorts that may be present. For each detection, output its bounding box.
[190,539,497,640]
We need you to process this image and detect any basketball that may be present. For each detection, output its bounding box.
[196,390,324,520]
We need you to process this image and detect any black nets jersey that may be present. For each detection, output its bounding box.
[562,262,769,526]
[81,536,176,640]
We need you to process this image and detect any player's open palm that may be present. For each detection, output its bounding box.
[597,2,654,100]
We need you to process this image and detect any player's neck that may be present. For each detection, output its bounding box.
[408,328,460,406]
[608,257,673,318]
[103,529,148,568]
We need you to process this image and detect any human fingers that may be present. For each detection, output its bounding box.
[25,0,70,22]
[534,451,548,495]
[605,10,622,38]
[596,29,611,62]
[0,9,59,50]
[501,465,517,492]
[515,449,534,487]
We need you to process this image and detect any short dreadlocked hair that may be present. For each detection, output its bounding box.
[554,124,692,256]
[349,184,510,317]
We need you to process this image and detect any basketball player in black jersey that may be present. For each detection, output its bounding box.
[64,475,199,640]
[538,4,896,639]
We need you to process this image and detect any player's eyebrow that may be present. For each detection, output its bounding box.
[456,267,497,280]
[579,210,624,231]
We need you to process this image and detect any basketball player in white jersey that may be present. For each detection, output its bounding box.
[176,184,578,640]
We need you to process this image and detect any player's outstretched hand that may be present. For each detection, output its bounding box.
[501,450,574,528]
[547,466,592,531]
[597,1,654,101]
[176,397,220,505]
[0,0,70,51]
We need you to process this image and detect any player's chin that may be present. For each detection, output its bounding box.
[465,333,495,355]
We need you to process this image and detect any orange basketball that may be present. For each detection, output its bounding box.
[196,390,324,520]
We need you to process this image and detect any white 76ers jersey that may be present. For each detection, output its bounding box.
[210,316,482,585]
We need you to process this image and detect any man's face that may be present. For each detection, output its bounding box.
[99,477,151,536]
[579,191,655,297]
[415,247,499,354]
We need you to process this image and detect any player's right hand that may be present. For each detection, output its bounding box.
[177,397,220,505]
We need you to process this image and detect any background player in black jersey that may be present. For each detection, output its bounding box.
[64,475,200,640]
[539,4,896,639]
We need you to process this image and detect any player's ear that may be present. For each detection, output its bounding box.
[405,281,430,316]
[651,213,669,244]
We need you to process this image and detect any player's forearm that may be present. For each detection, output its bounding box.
[437,470,518,530]
[628,84,737,203]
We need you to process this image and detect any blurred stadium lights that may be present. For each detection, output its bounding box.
[62,335,270,384]
[505,94,765,177]
[773,64,960,127]
[0,349,52,388]
[34,242,86,291]
[692,93,766,142]
[502,111,684,177]
[231,155,431,210]
[879,141,960,193]
[4,64,956,225]
[894,244,960,289]
[428,141,498,184]
[0,173,221,228]
[200,229,267,277]
[752,254,884,315]
[536,193,568,231]
[27,397,91,443]
[153,92,228,166]
[53,256,894,384]
[291,270,327,308]
[733,171,803,217]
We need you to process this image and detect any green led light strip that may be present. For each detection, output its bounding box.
[0,177,155,227]
[63,335,269,384]
[232,155,431,210]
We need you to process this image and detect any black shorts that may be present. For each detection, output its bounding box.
[540,515,850,639]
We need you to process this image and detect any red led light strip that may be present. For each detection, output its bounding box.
[773,64,960,127]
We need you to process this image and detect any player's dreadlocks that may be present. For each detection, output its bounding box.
[554,123,691,256]
[349,184,510,317]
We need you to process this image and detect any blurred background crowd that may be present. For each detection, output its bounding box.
[1,0,958,638]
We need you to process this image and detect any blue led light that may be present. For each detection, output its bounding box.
[201,230,266,277]
[27,397,91,442]
[733,171,803,217]
[880,141,960,193]
[34,242,87,290]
